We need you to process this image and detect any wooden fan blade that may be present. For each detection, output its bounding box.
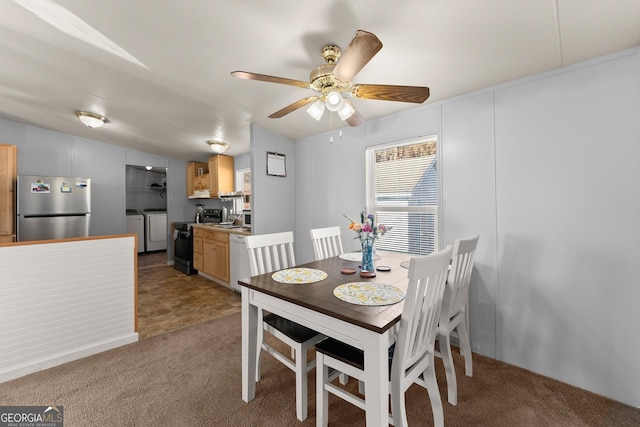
[344,99,364,127]
[351,84,430,103]
[269,96,319,118]
[231,71,310,89]
[332,30,382,83]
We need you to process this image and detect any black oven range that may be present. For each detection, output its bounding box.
[173,209,221,275]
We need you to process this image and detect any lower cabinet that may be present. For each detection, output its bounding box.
[193,228,204,271]
[193,227,229,283]
[204,231,230,283]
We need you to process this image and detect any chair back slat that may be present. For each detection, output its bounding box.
[310,226,344,261]
[394,245,452,372]
[245,231,296,275]
[443,235,479,317]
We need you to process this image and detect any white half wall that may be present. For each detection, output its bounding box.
[0,236,138,382]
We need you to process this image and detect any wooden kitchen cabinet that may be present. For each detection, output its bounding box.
[186,161,209,197]
[192,227,204,271]
[202,229,230,283]
[0,144,17,242]
[208,155,234,197]
[194,173,209,191]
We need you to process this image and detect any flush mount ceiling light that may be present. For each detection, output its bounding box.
[76,111,106,128]
[208,140,229,154]
[145,166,152,171]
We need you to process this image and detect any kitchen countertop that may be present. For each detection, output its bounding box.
[192,223,251,236]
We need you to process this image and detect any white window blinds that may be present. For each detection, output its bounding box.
[366,138,438,255]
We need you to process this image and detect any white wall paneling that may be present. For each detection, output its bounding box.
[295,124,368,262]
[493,52,640,406]
[21,125,74,176]
[250,125,295,236]
[0,236,138,383]
[441,92,499,358]
[290,47,640,408]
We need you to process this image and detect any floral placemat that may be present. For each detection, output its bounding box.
[333,282,405,305]
[272,268,327,284]
[338,252,381,262]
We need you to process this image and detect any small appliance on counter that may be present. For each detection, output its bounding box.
[242,210,252,229]
[202,208,222,223]
[195,204,204,223]
[221,205,228,223]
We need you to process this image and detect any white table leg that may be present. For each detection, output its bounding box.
[241,287,258,402]
[363,331,390,427]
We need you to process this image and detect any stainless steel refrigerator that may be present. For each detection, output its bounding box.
[17,175,91,241]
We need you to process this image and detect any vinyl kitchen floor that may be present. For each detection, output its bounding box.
[137,251,241,340]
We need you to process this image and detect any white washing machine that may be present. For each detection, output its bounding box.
[143,209,167,252]
[125,210,145,253]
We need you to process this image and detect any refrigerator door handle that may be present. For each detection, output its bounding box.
[22,213,89,218]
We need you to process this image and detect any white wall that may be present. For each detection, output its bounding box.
[250,125,296,235]
[492,51,640,404]
[0,117,198,260]
[292,47,640,407]
[441,93,498,358]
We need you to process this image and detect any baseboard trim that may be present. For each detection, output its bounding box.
[0,333,139,383]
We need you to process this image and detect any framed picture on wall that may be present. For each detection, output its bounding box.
[266,151,286,177]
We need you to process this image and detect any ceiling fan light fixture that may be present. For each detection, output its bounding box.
[208,140,229,154]
[337,102,355,120]
[325,91,343,112]
[306,100,325,120]
[76,111,106,128]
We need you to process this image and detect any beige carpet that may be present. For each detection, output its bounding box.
[1,312,638,426]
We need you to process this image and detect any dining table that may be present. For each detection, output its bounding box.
[238,250,414,426]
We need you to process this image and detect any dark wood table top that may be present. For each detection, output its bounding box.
[238,251,412,333]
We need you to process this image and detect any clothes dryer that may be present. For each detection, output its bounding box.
[142,209,167,252]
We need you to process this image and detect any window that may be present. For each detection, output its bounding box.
[366,137,439,255]
[235,168,251,213]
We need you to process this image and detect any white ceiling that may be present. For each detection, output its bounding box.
[1,0,639,161]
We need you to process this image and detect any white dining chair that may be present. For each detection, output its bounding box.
[435,234,480,406]
[244,231,326,421]
[315,245,453,427]
[309,226,344,260]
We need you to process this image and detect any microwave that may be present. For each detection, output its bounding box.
[242,210,252,229]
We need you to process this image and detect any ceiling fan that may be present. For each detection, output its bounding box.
[231,30,430,126]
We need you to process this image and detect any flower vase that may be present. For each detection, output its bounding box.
[361,239,375,272]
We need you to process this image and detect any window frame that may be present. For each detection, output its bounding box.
[365,135,441,254]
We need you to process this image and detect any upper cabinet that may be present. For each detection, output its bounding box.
[186,161,209,198]
[209,154,234,197]
[186,155,234,199]
[0,144,17,242]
